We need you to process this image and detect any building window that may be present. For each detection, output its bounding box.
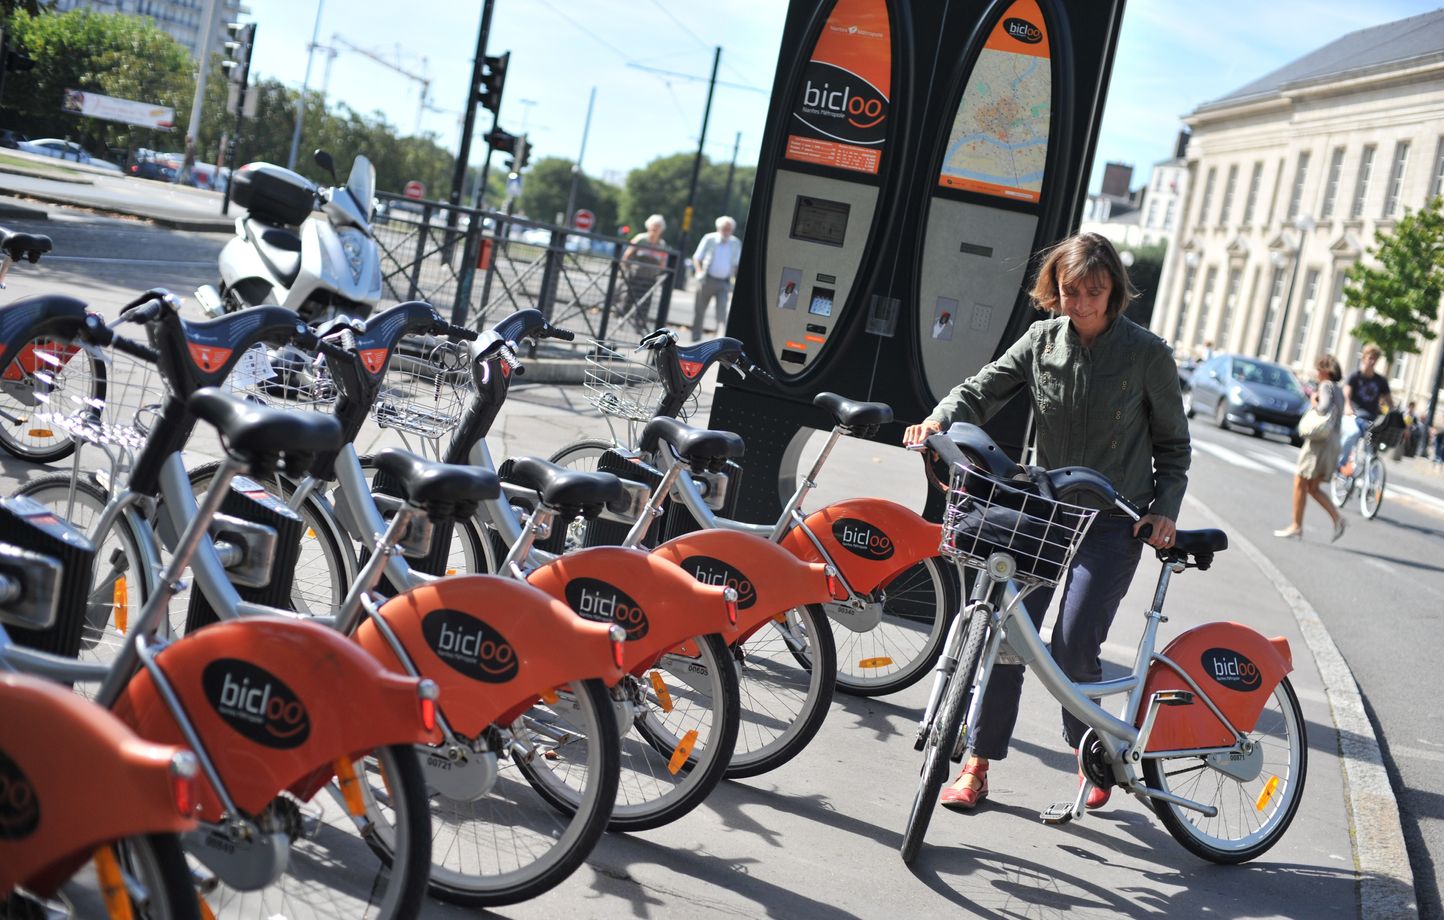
[1350,144,1376,219]
[1383,141,1410,218]
[1198,167,1216,228]
[1431,136,1444,201]
[1290,268,1321,364]
[1146,200,1158,228]
[1194,267,1218,349]
[1242,161,1263,226]
[1174,262,1198,346]
[1164,199,1177,230]
[1324,272,1348,354]
[1320,147,1345,219]
[1219,164,1238,227]
[1218,266,1243,350]
[1266,159,1285,227]
[1257,265,1287,355]
[1287,151,1310,221]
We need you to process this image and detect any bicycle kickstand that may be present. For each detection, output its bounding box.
[1039,781,1091,826]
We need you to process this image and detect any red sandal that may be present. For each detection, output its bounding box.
[939,760,989,811]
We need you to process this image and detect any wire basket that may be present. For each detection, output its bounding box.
[582,341,696,423]
[222,343,337,414]
[941,462,1098,587]
[29,339,167,455]
[371,336,472,438]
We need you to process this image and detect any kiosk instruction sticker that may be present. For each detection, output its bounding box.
[938,0,1052,202]
[785,0,891,176]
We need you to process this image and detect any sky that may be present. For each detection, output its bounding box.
[242,0,1444,195]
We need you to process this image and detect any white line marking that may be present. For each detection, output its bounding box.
[42,255,213,266]
[1248,450,1298,474]
[1191,439,1273,472]
[1361,557,1397,576]
[1390,483,1444,516]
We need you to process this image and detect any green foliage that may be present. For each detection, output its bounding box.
[620,153,755,243]
[1121,241,1167,328]
[514,155,619,232]
[1343,197,1444,364]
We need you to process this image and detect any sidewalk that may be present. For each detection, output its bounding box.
[0,169,237,231]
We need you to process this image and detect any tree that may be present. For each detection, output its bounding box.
[514,155,619,231]
[619,153,756,248]
[1121,241,1167,329]
[1343,197,1444,365]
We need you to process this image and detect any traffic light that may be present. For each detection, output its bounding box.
[478,52,509,114]
[222,22,256,86]
[484,127,517,155]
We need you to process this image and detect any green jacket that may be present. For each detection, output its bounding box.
[927,315,1191,520]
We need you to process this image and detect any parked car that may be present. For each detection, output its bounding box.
[16,137,122,172]
[128,151,176,181]
[1184,353,1309,445]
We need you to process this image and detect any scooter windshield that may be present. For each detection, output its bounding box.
[346,155,376,221]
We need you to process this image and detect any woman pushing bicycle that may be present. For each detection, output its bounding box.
[902,232,1191,812]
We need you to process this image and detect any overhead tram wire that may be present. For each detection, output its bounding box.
[641,0,765,92]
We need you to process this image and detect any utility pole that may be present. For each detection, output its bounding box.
[179,0,221,185]
[722,130,741,216]
[564,86,596,227]
[449,0,495,212]
[675,46,722,290]
[287,0,325,171]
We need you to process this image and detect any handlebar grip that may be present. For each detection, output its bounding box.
[317,340,353,364]
[1135,522,1154,542]
[437,322,479,341]
[545,325,575,342]
[112,335,159,364]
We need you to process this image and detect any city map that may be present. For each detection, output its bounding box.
[938,47,1051,202]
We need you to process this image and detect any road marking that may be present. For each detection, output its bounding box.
[42,255,214,266]
[1191,439,1273,472]
[1248,450,1298,474]
[1390,482,1444,516]
[1361,557,1397,576]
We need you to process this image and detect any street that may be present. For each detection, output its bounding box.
[1,209,1440,918]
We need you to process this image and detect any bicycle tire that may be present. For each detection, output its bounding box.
[1360,456,1386,519]
[0,337,103,465]
[418,678,621,906]
[10,472,152,671]
[834,557,957,697]
[26,833,201,920]
[1143,676,1307,864]
[203,744,431,919]
[547,439,618,552]
[726,603,837,779]
[1330,444,1357,508]
[900,606,988,864]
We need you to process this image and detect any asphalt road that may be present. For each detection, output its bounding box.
[2,209,1441,916]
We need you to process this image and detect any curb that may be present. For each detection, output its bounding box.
[1184,493,1418,919]
[0,199,49,221]
[0,163,94,185]
[0,189,234,233]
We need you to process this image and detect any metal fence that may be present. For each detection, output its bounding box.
[372,192,679,344]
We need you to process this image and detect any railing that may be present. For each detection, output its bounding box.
[372,192,679,344]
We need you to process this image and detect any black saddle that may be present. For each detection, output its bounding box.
[505,457,624,517]
[373,448,499,522]
[639,417,744,470]
[189,388,341,475]
[814,392,892,433]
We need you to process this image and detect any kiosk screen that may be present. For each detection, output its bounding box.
[790,196,851,247]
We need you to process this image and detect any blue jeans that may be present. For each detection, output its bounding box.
[1338,416,1370,471]
[970,515,1144,760]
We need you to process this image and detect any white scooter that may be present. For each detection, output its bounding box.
[198,149,383,323]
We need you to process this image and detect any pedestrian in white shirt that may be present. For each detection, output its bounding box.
[691,216,742,339]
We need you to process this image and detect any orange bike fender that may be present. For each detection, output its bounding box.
[1,673,193,898]
[355,574,623,738]
[1138,623,1294,751]
[110,617,431,820]
[526,546,732,673]
[778,498,942,595]
[653,529,833,641]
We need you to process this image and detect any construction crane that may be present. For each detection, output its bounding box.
[330,34,440,135]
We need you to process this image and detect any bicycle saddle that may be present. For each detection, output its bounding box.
[190,388,342,469]
[0,229,52,262]
[505,456,625,514]
[373,448,500,521]
[1170,528,1228,555]
[639,416,744,469]
[814,392,893,432]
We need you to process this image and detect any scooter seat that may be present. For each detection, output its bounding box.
[247,219,302,289]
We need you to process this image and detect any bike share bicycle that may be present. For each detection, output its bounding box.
[900,423,1306,865]
[0,291,442,918]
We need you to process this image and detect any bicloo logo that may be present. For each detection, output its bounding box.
[202,659,311,749]
[832,518,894,560]
[1004,17,1042,44]
[679,555,757,610]
[0,747,40,841]
[422,608,519,683]
[1201,648,1262,691]
[565,577,649,640]
[803,77,886,130]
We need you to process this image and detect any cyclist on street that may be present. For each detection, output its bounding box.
[1337,343,1392,474]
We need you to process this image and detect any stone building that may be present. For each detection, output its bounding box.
[1151,9,1444,414]
[52,0,250,59]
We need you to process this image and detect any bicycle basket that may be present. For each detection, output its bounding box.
[222,343,337,414]
[941,462,1097,587]
[31,339,167,455]
[1369,409,1405,450]
[582,341,697,423]
[371,336,472,438]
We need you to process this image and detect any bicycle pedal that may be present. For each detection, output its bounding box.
[1039,801,1076,825]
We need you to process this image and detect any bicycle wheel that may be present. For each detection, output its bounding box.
[186,462,354,617]
[900,606,988,864]
[727,603,837,779]
[202,744,431,919]
[1329,448,1356,507]
[1360,456,1386,519]
[11,472,151,671]
[355,453,498,576]
[0,336,102,464]
[13,833,201,920]
[1142,676,1307,864]
[833,556,956,697]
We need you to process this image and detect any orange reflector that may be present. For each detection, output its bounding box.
[27,428,54,438]
[858,657,894,669]
[446,568,458,576]
[649,670,673,713]
[334,758,367,817]
[198,897,217,920]
[541,689,560,705]
[305,528,316,539]
[667,729,699,775]
[94,845,133,920]
[113,576,128,634]
[1255,774,1280,811]
[773,613,788,624]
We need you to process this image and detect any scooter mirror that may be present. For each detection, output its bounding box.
[314,149,338,183]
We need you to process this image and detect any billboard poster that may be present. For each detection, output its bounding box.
[783,0,891,176]
[62,90,175,130]
[937,0,1052,202]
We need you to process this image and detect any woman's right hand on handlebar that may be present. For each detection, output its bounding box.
[903,418,942,448]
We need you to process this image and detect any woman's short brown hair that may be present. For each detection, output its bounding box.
[1029,232,1138,319]
[1316,353,1342,382]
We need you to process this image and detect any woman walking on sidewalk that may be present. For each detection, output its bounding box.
[1275,354,1346,542]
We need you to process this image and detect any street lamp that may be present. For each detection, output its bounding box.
[1272,214,1315,362]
